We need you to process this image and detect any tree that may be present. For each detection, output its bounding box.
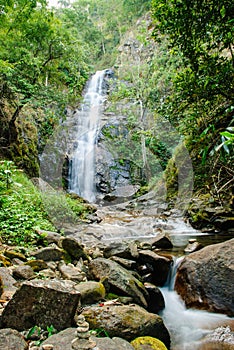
[0,0,89,143]
[151,0,234,200]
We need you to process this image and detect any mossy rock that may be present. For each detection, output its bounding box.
[131,336,168,350]
[0,254,11,267]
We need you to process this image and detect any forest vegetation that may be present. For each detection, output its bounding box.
[0,0,233,245]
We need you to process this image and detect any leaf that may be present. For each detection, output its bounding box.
[220,5,226,18]
[220,131,234,139]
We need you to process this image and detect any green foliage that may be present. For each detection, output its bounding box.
[0,162,91,246]
[0,160,16,189]
[90,327,110,338]
[151,0,234,203]
[26,324,57,345]
[0,163,55,246]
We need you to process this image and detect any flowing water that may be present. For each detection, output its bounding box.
[69,70,106,202]
[67,70,233,349]
[160,257,233,350]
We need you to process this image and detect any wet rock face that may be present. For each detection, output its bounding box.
[1,279,81,331]
[175,238,234,316]
[95,116,132,199]
[138,250,171,286]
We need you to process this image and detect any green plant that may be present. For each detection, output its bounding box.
[90,328,110,338]
[214,127,234,154]
[26,324,57,346]
[0,160,16,190]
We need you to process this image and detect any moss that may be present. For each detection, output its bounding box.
[106,292,119,300]
[0,254,11,267]
[131,336,168,350]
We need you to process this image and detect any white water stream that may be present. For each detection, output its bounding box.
[69,70,106,202]
[160,258,232,350]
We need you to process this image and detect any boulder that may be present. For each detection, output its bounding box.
[199,326,234,350]
[138,250,171,286]
[0,254,11,267]
[31,246,64,262]
[88,257,148,307]
[13,265,35,280]
[58,263,86,282]
[184,239,202,254]
[4,249,27,262]
[36,229,62,245]
[175,238,234,316]
[110,256,137,269]
[0,267,18,300]
[0,328,28,350]
[1,279,81,331]
[60,237,89,260]
[150,233,173,250]
[131,336,168,350]
[81,303,170,348]
[40,329,134,350]
[76,281,106,304]
[94,336,135,350]
[39,328,76,350]
[144,282,165,314]
[25,259,48,272]
[103,242,132,259]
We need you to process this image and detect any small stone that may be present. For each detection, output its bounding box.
[42,345,54,350]
[77,325,89,333]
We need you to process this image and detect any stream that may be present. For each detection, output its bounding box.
[160,257,233,350]
[64,70,233,349]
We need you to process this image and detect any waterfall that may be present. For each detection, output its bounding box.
[160,258,231,350]
[69,70,106,202]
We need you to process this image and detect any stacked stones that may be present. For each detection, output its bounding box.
[71,315,96,350]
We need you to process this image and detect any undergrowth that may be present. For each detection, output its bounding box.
[0,160,90,247]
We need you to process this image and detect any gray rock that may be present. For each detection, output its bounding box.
[31,246,64,262]
[1,279,80,331]
[103,242,132,259]
[4,250,27,262]
[175,238,234,316]
[144,282,165,314]
[150,232,173,249]
[39,328,76,350]
[89,257,148,307]
[36,229,62,245]
[184,239,202,253]
[0,267,18,300]
[109,256,137,270]
[25,259,48,272]
[0,328,28,350]
[199,326,234,350]
[60,237,89,260]
[75,281,105,305]
[138,250,171,286]
[13,265,35,280]
[40,329,134,350]
[94,336,135,350]
[58,263,86,282]
[81,303,170,348]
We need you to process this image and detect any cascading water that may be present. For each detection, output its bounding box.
[160,257,232,350]
[69,70,106,202]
